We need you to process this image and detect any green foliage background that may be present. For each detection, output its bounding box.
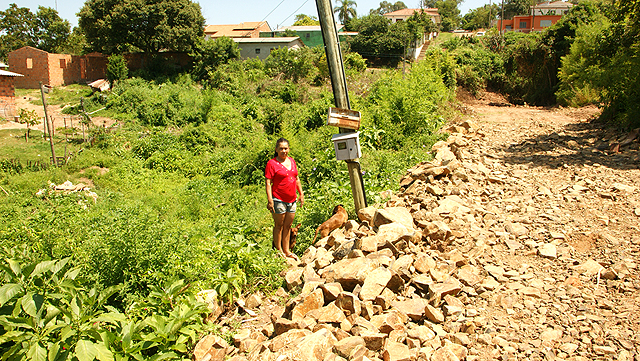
[0,46,454,358]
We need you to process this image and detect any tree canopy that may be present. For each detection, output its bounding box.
[78,0,205,54]
[500,0,531,20]
[334,0,357,27]
[462,4,499,30]
[293,14,320,26]
[0,4,71,60]
[422,0,462,31]
[349,11,435,66]
[369,1,407,16]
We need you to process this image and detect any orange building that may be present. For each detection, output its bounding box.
[499,1,573,33]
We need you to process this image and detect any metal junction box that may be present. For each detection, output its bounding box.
[332,132,361,160]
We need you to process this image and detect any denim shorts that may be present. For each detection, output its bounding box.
[273,197,296,214]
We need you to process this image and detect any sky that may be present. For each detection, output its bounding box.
[3,0,489,29]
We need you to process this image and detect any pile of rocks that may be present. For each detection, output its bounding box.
[195,114,639,361]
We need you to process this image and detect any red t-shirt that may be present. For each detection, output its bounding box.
[265,157,298,203]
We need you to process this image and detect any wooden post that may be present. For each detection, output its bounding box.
[316,0,367,213]
[40,82,56,165]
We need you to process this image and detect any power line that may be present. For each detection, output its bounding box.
[279,0,311,28]
[261,0,289,23]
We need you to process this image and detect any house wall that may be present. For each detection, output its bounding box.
[498,14,562,32]
[47,53,73,87]
[8,47,50,89]
[237,42,303,60]
[8,47,193,88]
[0,76,17,118]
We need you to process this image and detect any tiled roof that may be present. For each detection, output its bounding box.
[204,21,270,38]
[383,8,439,16]
[533,1,573,8]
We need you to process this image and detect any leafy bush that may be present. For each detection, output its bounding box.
[192,36,241,84]
[265,47,318,82]
[106,54,129,86]
[0,258,210,361]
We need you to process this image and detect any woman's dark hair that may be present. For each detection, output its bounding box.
[273,138,289,158]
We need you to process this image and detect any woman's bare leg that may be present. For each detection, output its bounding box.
[281,212,295,256]
[272,212,285,254]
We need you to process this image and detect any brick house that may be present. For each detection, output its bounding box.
[499,0,574,33]
[0,62,24,118]
[8,46,192,89]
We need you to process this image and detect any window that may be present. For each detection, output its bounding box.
[519,21,528,29]
[255,48,261,54]
[26,58,33,69]
[60,59,66,68]
[540,20,552,28]
[506,25,512,30]
[305,33,310,38]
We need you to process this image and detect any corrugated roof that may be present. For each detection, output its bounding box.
[0,69,24,77]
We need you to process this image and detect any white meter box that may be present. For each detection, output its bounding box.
[332,132,361,160]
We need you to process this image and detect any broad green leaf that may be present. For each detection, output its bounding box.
[27,342,47,361]
[70,295,81,318]
[0,330,24,343]
[149,352,179,361]
[51,258,71,276]
[0,283,23,307]
[64,267,82,281]
[59,326,77,342]
[94,342,114,361]
[31,260,55,279]
[75,339,97,361]
[172,343,187,353]
[0,315,34,329]
[21,292,44,318]
[7,259,21,277]
[48,342,61,361]
[218,283,228,297]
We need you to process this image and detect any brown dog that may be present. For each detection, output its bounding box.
[312,205,348,243]
[272,223,301,251]
[289,223,301,251]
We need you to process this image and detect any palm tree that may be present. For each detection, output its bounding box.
[334,0,357,26]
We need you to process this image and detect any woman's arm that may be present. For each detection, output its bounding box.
[296,177,304,207]
[266,178,275,212]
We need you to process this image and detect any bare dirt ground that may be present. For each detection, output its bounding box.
[0,92,116,131]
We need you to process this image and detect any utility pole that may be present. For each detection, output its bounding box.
[500,0,505,35]
[315,0,367,213]
[40,82,56,165]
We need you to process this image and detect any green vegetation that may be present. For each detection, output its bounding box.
[1,47,454,358]
[0,4,71,60]
[429,0,639,128]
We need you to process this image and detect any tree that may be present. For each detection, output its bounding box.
[462,4,499,30]
[422,0,462,31]
[78,0,205,54]
[293,14,320,26]
[192,37,241,83]
[334,0,357,26]
[106,54,129,86]
[0,4,70,59]
[501,0,531,20]
[369,1,407,16]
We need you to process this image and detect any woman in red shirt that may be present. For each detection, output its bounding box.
[265,138,304,260]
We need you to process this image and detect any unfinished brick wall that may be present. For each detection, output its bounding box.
[8,46,50,89]
[47,53,73,87]
[0,76,17,118]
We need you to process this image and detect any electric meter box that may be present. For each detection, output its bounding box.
[332,132,361,160]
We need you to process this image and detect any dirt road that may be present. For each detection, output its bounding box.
[201,92,640,361]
